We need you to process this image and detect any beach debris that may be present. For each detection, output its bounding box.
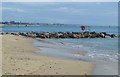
[56,72,58,74]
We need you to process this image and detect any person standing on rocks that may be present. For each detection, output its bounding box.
[81,25,86,32]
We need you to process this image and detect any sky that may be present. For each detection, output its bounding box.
[1,2,118,26]
[1,0,120,2]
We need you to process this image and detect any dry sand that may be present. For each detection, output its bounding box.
[0,35,2,76]
[1,34,95,75]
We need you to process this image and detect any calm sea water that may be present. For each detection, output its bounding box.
[1,25,118,34]
[1,25,118,62]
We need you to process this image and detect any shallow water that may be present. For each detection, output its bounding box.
[33,38,118,62]
[33,38,118,75]
[57,38,118,62]
[33,39,88,61]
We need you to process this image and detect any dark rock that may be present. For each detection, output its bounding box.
[2,32,118,39]
[110,34,116,38]
[1,32,4,35]
[99,33,105,38]
[69,34,77,38]
[90,31,96,34]
[101,32,107,35]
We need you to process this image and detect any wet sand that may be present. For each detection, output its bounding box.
[1,34,95,75]
[34,38,118,75]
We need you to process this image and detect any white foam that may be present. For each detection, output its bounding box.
[33,39,118,75]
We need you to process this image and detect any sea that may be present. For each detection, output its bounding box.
[1,25,119,74]
[1,25,118,62]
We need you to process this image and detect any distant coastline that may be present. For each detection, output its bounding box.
[0,21,118,27]
[0,21,67,26]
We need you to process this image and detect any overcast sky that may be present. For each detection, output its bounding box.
[1,2,118,26]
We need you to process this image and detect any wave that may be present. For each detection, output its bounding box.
[33,38,118,62]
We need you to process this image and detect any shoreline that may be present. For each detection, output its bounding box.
[2,34,95,75]
[33,38,118,75]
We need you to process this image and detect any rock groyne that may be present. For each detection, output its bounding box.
[1,32,118,39]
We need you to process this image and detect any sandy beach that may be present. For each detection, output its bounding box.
[1,2,118,76]
[0,35,2,76]
[1,34,95,75]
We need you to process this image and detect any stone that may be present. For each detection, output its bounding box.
[1,32,118,39]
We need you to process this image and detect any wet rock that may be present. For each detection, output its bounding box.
[1,31,118,39]
[1,32,4,35]
[101,32,107,35]
[99,33,105,38]
[110,34,116,38]
[105,35,111,38]
[69,34,77,38]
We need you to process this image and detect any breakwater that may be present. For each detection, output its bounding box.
[1,32,118,38]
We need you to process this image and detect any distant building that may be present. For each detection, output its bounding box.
[10,21,15,24]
